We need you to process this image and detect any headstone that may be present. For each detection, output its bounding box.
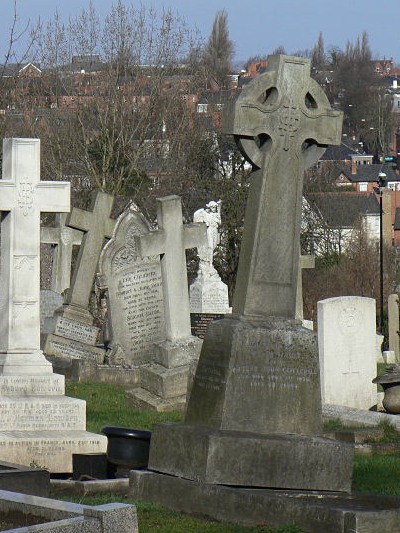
[0,138,106,471]
[40,212,83,294]
[44,191,116,363]
[189,201,230,339]
[318,296,377,409]
[388,293,400,362]
[97,203,165,365]
[131,55,353,510]
[126,195,207,411]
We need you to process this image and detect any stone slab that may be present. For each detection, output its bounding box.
[0,431,107,473]
[40,290,63,335]
[125,387,187,412]
[54,317,99,346]
[0,374,65,395]
[44,334,105,363]
[130,469,400,532]
[148,423,353,492]
[322,403,400,430]
[0,489,138,532]
[0,396,86,431]
[140,363,190,399]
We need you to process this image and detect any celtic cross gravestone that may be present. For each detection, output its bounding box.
[226,54,341,319]
[137,56,354,493]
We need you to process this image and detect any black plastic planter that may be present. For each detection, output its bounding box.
[101,426,152,469]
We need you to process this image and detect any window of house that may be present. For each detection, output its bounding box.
[359,183,368,191]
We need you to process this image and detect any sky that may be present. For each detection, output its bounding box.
[1,0,399,66]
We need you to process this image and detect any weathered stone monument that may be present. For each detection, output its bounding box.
[44,191,116,363]
[190,200,230,338]
[0,138,106,471]
[296,253,315,326]
[41,213,83,294]
[126,195,206,411]
[97,203,165,365]
[129,57,383,530]
[318,296,377,410]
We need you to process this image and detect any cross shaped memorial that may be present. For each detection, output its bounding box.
[41,212,83,294]
[136,195,207,342]
[0,138,70,374]
[44,191,115,363]
[126,195,207,411]
[136,57,354,498]
[62,191,116,325]
[225,54,341,319]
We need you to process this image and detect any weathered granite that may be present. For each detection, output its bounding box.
[134,56,350,508]
[389,293,400,362]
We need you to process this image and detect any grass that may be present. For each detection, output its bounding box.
[65,382,183,434]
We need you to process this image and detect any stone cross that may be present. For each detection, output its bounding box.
[63,191,115,324]
[0,138,70,374]
[41,212,83,294]
[135,195,207,341]
[225,55,342,318]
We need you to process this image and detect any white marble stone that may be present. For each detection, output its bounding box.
[318,296,377,410]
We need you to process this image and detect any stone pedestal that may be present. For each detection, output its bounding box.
[144,316,353,490]
[126,337,202,412]
[0,374,106,472]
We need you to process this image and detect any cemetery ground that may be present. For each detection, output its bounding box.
[57,380,400,533]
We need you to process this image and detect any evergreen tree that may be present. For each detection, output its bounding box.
[204,10,234,88]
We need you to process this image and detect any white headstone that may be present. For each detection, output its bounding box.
[318,296,377,409]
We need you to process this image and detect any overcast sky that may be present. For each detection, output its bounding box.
[2,0,399,66]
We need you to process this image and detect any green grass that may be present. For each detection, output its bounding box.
[65,382,183,434]
[353,455,400,494]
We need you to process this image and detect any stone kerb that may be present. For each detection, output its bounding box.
[318,296,378,410]
[97,205,165,365]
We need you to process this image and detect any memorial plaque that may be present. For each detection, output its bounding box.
[190,313,224,339]
[98,205,165,364]
[54,317,99,345]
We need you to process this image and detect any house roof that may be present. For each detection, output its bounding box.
[350,164,399,183]
[320,142,358,161]
[306,192,380,228]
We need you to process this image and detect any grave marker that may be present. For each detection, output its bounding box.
[126,195,206,411]
[318,296,378,409]
[44,191,116,363]
[97,204,165,364]
[0,138,106,471]
[132,56,353,495]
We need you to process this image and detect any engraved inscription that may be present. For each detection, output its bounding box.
[18,180,35,215]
